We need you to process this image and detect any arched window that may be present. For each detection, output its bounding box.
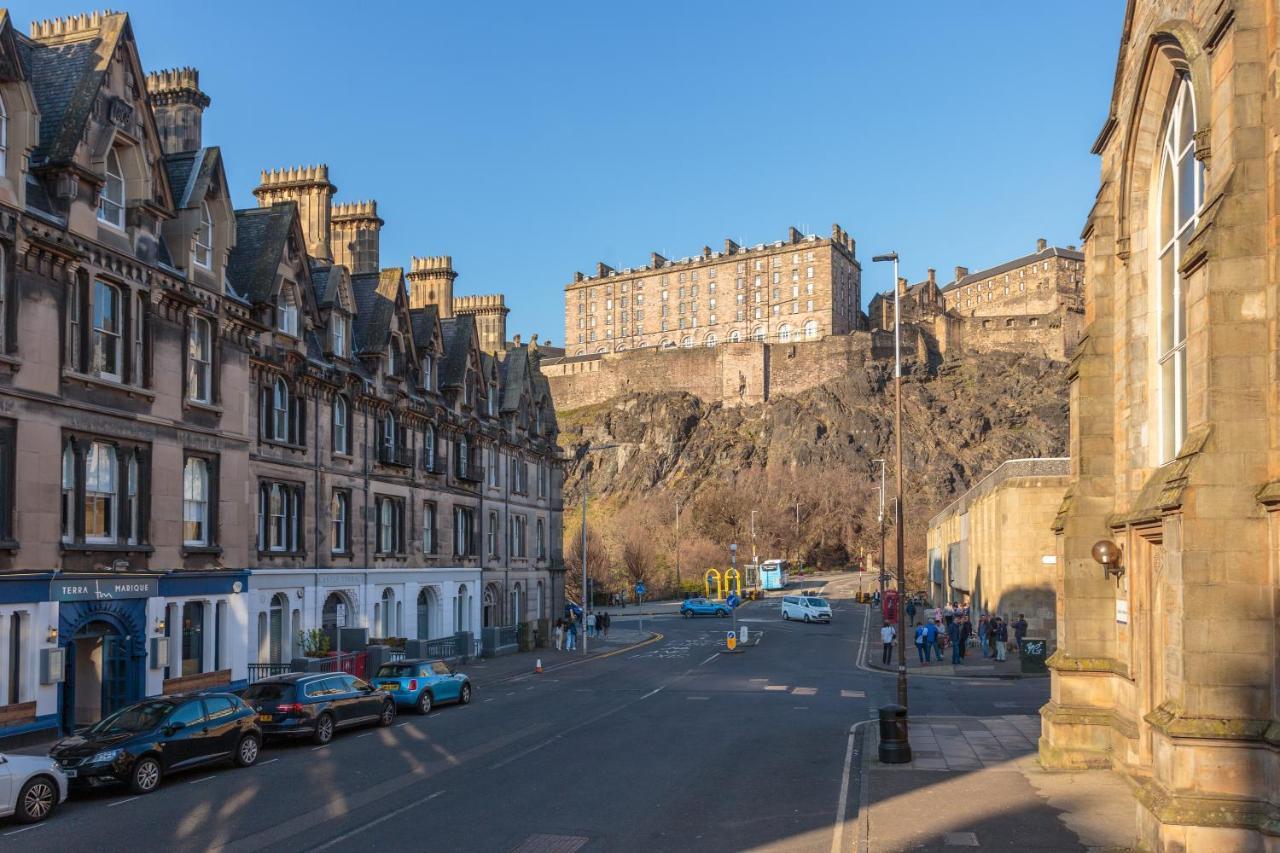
[1156,74,1202,463]
[268,593,287,663]
[660,339,674,350]
[778,324,792,343]
[729,330,741,343]
[381,587,396,638]
[182,457,209,546]
[187,316,212,403]
[681,336,693,348]
[704,334,717,347]
[803,320,819,340]
[333,396,349,455]
[751,326,765,342]
[273,377,290,439]
[194,202,213,269]
[482,584,497,628]
[455,584,470,632]
[98,149,125,228]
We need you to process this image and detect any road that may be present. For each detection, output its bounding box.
[3,579,1049,852]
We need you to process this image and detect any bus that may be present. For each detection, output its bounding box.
[759,559,788,591]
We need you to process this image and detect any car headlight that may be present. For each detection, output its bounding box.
[90,748,121,764]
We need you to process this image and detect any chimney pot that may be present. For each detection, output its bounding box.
[1037,237,1047,252]
[954,266,969,282]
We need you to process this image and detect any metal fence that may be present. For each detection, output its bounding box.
[247,662,293,681]
[388,649,406,662]
[313,650,368,679]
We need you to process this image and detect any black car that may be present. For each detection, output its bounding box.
[49,693,261,794]
[236,672,395,745]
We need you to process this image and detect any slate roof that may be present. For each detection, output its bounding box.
[162,152,197,205]
[163,147,222,210]
[226,204,294,303]
[439,317,476,388]
[409,305,439,351]
[351,268,402,355]
[944,246,1084,291]
[310,264,333,307]
[499,347,529,412]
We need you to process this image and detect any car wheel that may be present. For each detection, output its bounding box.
[379,701,396,727]
[417,690,433,715]
[804,614,812,623]
[783,611,790,621]
[718,609,728,617]
[234,733,260,767]
[682,610,691,619]
[313,713,335,745]
[459,683,472,705]
[129,756,163,794]
[14,775,58,823]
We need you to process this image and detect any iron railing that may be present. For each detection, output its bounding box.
[421,448,447,474]
[247,662,293,681]
[377,443,415,467]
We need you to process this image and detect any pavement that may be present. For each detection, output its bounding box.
[4,583,1140,852]
[865,632,1034,679]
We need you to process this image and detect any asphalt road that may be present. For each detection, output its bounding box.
[3,582,1049,852]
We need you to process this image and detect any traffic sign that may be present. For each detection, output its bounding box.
[635,582,646,596]
[335,603,347,628]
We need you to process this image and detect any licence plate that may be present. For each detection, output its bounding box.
[259,714,273,722]
[379,684,397,692]
[63,768,78,778]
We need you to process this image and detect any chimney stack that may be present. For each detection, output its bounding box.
[896,276,907,297]
[954,266,969,282]
[650,252,667,268]
[407,256,457,315]
[927,268,937,285]
[331,200,383,275]
[596,262,615,277]
[1036,237,1048,253]
[702,245,712,259]
[145,67,210,155]
[789,226,802,244]
[253,165,337,261]
[724,238,740,255]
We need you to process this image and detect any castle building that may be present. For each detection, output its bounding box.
[562,224,862,356]
[1041,2,1280,850]
[0,10,564,747]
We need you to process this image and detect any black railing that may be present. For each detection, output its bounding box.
[423,636,464,660]
[247,662,293,681]
[421,448,446,473]
[456,457,485,483]
[378,443,415,467]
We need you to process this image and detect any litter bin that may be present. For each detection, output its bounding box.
[1019,637,1048,674]
[877,703,912,764]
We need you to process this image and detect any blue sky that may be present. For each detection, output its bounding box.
[21,1,1123,345]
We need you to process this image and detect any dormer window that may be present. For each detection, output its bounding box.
[422,354,435,391]
[487,383,497,417]
[331,314,348,358]
[98,149,126,229]
[277,287,299,337]
[388,335,400,376]
[194,202,213,269]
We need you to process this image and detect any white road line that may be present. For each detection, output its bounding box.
[832,720,872,853]
[356,731,375,738]
[483,698,494,702]
[107,796,141,808]
[428,712,441,717]
[307,790,444,852]
[258,758,280,766]
[488,734,563,770]
[311,744,329,751]
[698,653,720,666]
[189,775,216,785]
[2,824,44,836]
[640,686,663,700]
[395,722,410,728]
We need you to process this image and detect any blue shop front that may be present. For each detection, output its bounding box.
[0,571,250,747]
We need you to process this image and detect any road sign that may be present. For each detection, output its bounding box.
[726,631,737,651]
[335,603,347,628]
[635,582,646,596]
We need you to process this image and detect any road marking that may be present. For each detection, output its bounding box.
[687,696,710,701]
[396,722,410,728]
[749,678,768,683]
[2,824,44,836]
[258,758,280,766]
[698,653,720,666]
[429,712,441,717]
[792,706,809,710]
[484,698,494,702]
[107,796,141,808]
[792,687,817,696]
[763,685,788,692]
[311,744,329,751]
[841,690,866,699]
[306,790,445,851]
[489,734,564,770]
[832,720,873,853]
[189,775,217,785]
[640,687,663,700]
[357,731,375,738]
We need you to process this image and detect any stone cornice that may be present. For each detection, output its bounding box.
[1046,649,1131,680]
[1041,698,1140,740]
[1107,424,1211,528]
[1145,701,1276,744]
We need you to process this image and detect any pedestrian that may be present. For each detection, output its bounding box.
[880,622,896,665]
[958,616,972,659]
[600,611,610,639]
[553,619,564,651]
[993,617,1009,662]
[947,617,962,665]
[565,617,577,651]
[978,615,990,657]
[906,600,917,627]
[925,620,940,662]
[1013,613,1029,650]
[586,610,597,638]
[914,623,928,664]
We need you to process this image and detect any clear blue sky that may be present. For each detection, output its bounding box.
[20,1,1123,345]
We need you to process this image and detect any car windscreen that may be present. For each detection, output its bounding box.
[86,700,174,735]
[805,598,829,607]
[239,683,294,702]
[376,664,417,678]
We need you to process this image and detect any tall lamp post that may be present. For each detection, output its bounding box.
[675,498,682,590]
[872,252,909,713]
[872,459,886,598]
[579,443,618,656]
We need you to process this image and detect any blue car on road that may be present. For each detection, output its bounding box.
[680,597,731,618]
[371,659,472,715]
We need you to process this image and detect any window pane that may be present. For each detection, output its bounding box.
[1159,249,1175,356]
[1177,83,1194,151]
[1159,160,1174,246]
[182,602,204,676]
[1176,151,1196,229]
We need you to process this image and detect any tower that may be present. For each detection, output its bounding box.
[454,294,510,354]
[145,67,210,155]
[407,256,457,316]
[331,200,383,275]
[253,165,336,262]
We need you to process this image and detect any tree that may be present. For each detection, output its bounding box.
[563,521,608,604]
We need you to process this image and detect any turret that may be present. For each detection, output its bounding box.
[253,165,336,262]
[407,256,457,316]
[331,200,383,275]
[146,67,210,155]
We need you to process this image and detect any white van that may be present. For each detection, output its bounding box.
[781,595,832,623]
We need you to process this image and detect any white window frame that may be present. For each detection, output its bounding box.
[84,441,118,544]
[92,280,123,381]
[188,316,212,403]
[331,491,348,554]
[182,457,209,546]
[272,378,290,441]
[333,397,349,455]
[98,148,125,229]
[277,287,299,337]
[194,202,213,269]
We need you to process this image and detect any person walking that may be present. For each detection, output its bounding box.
[906,600,917,627]
[914,623,928,664]
[880,622,896,666]
[553,619,564,651]
[1013,614,1028,650]
[947,617,962,665]
[958,616,972,660]
[977,615,990,657]
[599,611,610,639]
[993,617,1009,662]
[586,611,597,638]
[925,620,940,662]
[565,617,577,651]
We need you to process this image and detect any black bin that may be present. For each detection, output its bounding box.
[877,703,912,764]
[1020,637,1048,674]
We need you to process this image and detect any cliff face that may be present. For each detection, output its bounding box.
[555,350,1068,581]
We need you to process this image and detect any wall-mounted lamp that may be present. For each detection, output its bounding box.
[154,616,166,635]
[47,625,58,643]
[1091,539,1124,580]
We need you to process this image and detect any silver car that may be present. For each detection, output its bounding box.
[0,752,67,823]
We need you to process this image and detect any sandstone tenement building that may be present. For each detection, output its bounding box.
[563,224,862,356]
[0,9,564,746]
[406,255,515,356]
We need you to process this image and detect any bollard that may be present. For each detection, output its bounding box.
[877,703,912,764]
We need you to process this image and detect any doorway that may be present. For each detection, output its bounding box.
[68,620,128,729]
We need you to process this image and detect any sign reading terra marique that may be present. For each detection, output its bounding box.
[51,578,158,602]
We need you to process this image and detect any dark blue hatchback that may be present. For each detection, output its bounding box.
[236,672,395,745]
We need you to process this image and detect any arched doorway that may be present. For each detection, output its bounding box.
[269,592,287,663]
[417,587,442,640]
[380,587,396,638]
[455,584,470,633]
[510,583,523,626]
[59,600,146,733]
[321,590,354,648]
[536,580,545,622]
[482,584,498,628]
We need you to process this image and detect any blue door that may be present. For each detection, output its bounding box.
[102,636,131,718]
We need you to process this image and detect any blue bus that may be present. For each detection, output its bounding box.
[759,559,788,591]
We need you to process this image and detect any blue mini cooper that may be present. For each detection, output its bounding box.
[371,659,472,714]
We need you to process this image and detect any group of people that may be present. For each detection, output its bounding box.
[880,601,1030,667]
[552,611,613,651]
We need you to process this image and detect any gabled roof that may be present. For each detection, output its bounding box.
[25,32,100,163]
[163,146,224,210]
[944,246,1084,291]
[226,203,295,303]
[499,346,530,413]
[0,12,30,84]
[409,305,440,352]
[439,316,478,389]
[351,268,405,355]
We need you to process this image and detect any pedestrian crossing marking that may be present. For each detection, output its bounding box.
[791,687,817,696]
[840,690,866,698]
[763,685,788,692]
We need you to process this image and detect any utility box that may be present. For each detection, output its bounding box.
[1020,637,1048,674]
[40,647,65,684]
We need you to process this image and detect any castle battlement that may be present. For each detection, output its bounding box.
[568,222,858,288]
[331,200,380,222]
[145,67,209,104]
[255,164,333,190]
[29,10,119,40]
[454,294,507,312]
[409,256,454,274]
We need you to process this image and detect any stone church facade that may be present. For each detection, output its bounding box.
[1041,2,1280,850]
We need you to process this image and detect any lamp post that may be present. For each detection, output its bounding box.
[675,498,682,590]
[579,443,618,655]
[873,459,886,598]
[873,251,909,712]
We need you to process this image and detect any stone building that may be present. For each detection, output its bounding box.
[0,10,564,747]
[405,255,517,356]
[1040,2,1280,850]
[926,458,1069,646]
[562,224,862,355]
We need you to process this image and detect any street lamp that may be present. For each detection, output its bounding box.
[675,498,682,590]
[872,458,886,598]
[872,251,909,714]
[579,442,618,655]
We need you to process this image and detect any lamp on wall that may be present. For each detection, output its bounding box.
[47,625,58,643]
[1091,539,1124,580]
[154,616,166,635]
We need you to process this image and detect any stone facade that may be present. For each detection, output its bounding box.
[0,10,564,745]
[926,458,1070,647]
[563,224,862,356]
[1040,3,1280,850]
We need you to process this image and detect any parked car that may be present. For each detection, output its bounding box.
[370,659,472,714]
[236,672,396,745]
[0,753,67,823]
[781,595,832,623]
[48,693,260,795]
[681,597,730,617]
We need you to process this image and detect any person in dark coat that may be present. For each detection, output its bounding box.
[946,618,962,664]
[958,616,972,659]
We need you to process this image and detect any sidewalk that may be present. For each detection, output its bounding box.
[861,715,1136,852]
[461,628,654,688]
[868,642,1032,679]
